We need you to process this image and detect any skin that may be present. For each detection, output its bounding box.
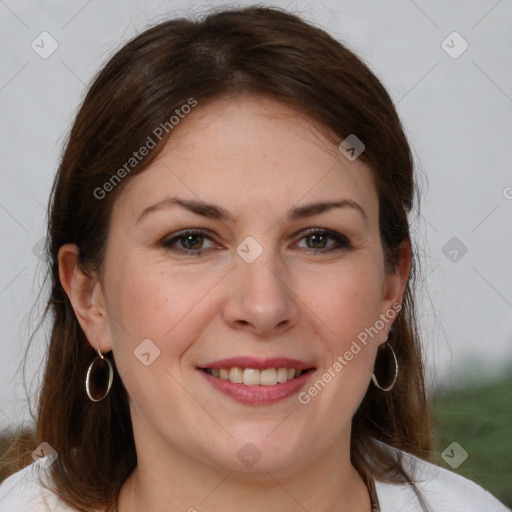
[59,95,410,512]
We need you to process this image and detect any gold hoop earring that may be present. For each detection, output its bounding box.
[371,339,398,392]
[85,347,113,402]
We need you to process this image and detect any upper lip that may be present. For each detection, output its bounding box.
[198,357,315,371]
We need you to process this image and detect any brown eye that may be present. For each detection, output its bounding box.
[296,229,352,252]
[180,233,204,250]
[162,229,218,255]
[306,233,329,249]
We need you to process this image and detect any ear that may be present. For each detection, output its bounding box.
[378,239,412,335]
[58,244,112,353]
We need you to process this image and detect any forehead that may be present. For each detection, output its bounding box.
[113,96,379,226]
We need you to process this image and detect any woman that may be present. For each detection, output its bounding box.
[0,5,508,512]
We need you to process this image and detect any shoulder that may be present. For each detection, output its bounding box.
[374,444,510,512]
[0,459,74,512]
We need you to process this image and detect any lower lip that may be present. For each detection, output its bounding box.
[198,369,315,405]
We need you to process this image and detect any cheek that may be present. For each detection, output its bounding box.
[299,260,384,342]
[104,255,224,353]
[295,257,385,408]
[295,265,384,426]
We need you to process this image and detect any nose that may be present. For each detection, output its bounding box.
[222,247,300,338]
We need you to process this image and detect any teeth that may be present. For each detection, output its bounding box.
[243,368,260,386]
[277,368,288,383]
[260,368,277,386]
[229,367,243,383]
[205,367,305,386]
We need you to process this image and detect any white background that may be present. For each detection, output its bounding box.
[1,0,511,434]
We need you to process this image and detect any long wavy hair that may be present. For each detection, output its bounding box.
[7,6,431,510]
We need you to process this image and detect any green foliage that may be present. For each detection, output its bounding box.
[431,373,512,507]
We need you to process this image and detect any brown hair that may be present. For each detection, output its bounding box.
[13,5,431,510]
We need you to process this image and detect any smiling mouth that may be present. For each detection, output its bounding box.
[201,367,314,386]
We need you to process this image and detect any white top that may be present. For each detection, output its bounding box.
[0,448,509,511]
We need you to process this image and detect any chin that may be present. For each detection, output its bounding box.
[203,428,307,474]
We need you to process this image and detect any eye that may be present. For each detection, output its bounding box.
[295,228,352,252]
[160,228,351,256]
[161,229,219,255]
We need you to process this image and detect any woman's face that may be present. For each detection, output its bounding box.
[80,96,407,475]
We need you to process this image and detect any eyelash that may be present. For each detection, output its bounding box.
[161,228,352,256]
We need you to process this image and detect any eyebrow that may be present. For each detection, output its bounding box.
[136,196,367,224]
